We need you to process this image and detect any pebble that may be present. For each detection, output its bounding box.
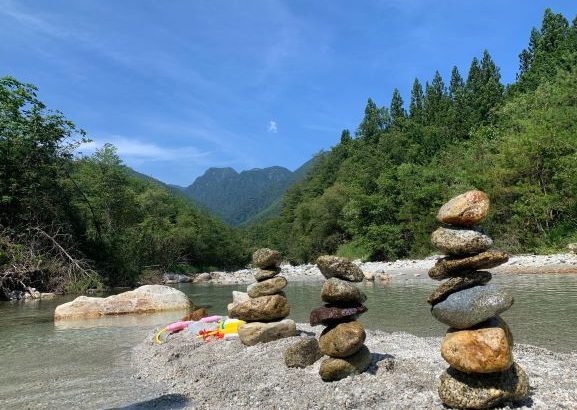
[438,362,529,409]
[436,190,490,226]
[441,316,513,373]
[431,284,513,329]
[431,227,493,255]
[321,278,367,305]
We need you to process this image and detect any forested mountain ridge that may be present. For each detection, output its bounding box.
[245,8,577,264]
[181,159,315,226]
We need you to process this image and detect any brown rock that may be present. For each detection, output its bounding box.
[254,268,281,282]
[441,316,513,373]
[316,255,364,282]
[238,319,296,346]
[321,278,366,305]
[229,294,290,322]
[319,345,372,382]
[439,362,529,409]
[319,321,366,358]
[427,271,492,305]
[309,305,367,326]
[437,190,490,226]
[428,250,509,280]
[284,337,323,368]
[181,307,208,321]
[247,276,287,298]
[252,248,282,269]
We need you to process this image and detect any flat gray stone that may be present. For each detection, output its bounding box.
[427,271,492,305]
[316,255,364,282]
[321,278,367,305]
[284,337,322,368]
[247,276,287,298]
[431,227,493,256]
[431,284,513,329]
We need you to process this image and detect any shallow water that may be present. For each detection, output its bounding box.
[0,273,576,409]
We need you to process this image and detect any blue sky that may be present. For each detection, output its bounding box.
[1,1,575,185]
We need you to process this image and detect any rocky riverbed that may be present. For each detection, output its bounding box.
[186,254,577,285]
[132,323,577,409]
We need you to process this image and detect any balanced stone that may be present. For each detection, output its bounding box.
[252,248,282,269]
[316,255,364,282]
[428,250,509,280]
[319,345,372,382]
[284,337,323,368]
[254,268,281,282]
[437,190,490,226]
[238,319,296,346]
[441,316,513,373]
[432,285,513,329]
[438,363,529,409]
[427,271,492,305]
[247,276,287,298]
[319,321,366,358]
[431,227,493,256]
[229,294,290,322]
[321,278,367,305]
[310,305,367,326]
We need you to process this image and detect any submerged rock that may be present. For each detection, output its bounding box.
[252,248,282,269]
[309,305,367,326]
[54,285,191,320]
[316,255,364,282]
[319,321,366,358]
[229,294,290,322]
[428,250,509,280]
[437,190,490,226]
[427,271,492,305]
[247,276,287,298]
[319,345,372,382]
[431,227,493,256]
[438,362,529,409]
[431,285,514,329]
[321,278,367,305]
[441,316,513,373]
[284,337,323,368]
[238,319,296,346]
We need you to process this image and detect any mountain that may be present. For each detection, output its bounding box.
[181,160,315,226]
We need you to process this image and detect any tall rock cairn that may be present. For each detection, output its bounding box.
[428,191,529,409]
[310,255,371,382]
[230,248,296,345]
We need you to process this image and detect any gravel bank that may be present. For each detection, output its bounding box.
[132,324,577,409]
[198,254,577,285]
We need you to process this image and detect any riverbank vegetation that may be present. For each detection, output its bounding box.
[246,9,577,263]
[0,78,248,297]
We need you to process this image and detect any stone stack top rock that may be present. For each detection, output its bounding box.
[252,248,282,269]
[316,255,364,282]
[436,190,490,226]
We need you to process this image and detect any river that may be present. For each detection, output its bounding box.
[1,274,576,409]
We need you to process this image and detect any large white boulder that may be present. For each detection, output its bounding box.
[54,285,191,320]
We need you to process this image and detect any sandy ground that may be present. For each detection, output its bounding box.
[132,324,577,410]
[201,254,577,285]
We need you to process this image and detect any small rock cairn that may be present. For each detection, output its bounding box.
[229,248,296,346]
[428,190,529,409]
[310,255,371,382]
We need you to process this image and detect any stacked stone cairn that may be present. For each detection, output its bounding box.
[428,190,529,409]
[310,255,371,382]
[229,248,296,346]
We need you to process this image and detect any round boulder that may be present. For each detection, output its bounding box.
[431,227,493,256]
[437,190,490,226]
[439,363,529,409]
[319,321,366,358]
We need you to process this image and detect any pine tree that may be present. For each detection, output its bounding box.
[519,28,541,75]
[449,66,465,100]
[424,71,448,125]
[340,129,352,144]
[356,98,386,142]
[390,88,406,126]
[409,78,424,122]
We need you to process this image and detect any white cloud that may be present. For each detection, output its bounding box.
[268,120,278,134]
[78,137,211,162]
